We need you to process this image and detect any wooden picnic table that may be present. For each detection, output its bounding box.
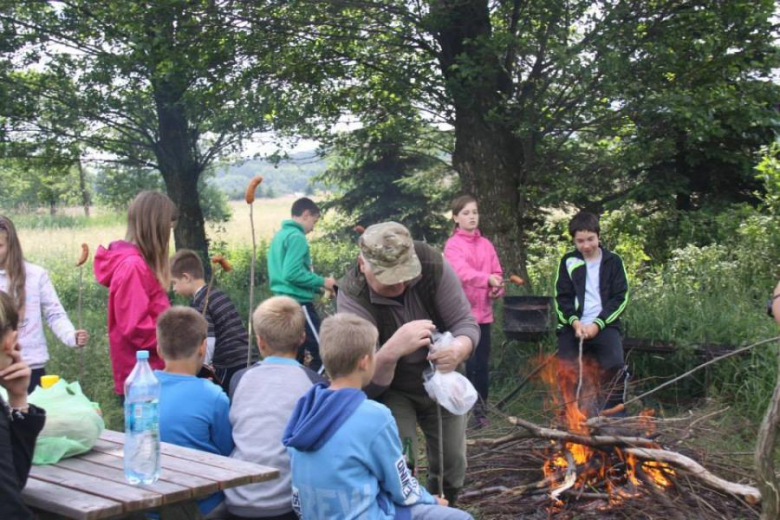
[22,429,279,520]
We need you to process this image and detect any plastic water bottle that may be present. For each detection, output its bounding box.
[123,350,161,485]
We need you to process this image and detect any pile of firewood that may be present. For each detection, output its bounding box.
[454,335,780,519]
[459,409,761,519]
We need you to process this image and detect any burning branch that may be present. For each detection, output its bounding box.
[550,450,577,500]
[625,447,761,505]
[507,415,659,449]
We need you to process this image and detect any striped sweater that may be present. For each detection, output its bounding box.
[192,286,255,369]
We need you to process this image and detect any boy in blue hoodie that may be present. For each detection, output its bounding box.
[283,314,474,520]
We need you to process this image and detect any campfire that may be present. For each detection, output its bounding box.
[538,357,675,508]
[459,355,762,519]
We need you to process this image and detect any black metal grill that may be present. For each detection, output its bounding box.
[502,295,555,341]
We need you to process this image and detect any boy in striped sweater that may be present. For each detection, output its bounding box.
[171,250,256,394]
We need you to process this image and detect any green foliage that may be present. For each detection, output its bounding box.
[215,152,328,199]
[94,166,164,211]
[4,212,123,230]
[301,0,779,277]
[94,164,231,224]
[318,118,455,243]
[756,142,780,217]
[2,0,347,253]
[0,158,87,213]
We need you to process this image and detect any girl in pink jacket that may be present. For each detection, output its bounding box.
[94,191,177,396]
[443,195,503,428]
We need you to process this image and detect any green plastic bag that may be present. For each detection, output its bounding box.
[26,380,105,465]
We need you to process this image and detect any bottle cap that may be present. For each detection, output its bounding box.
[136,350,150,360]
[40,375,60,389]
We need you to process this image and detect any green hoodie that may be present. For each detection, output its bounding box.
[267,220,324,303]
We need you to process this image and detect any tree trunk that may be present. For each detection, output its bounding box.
[755,341,780,519]
[49,199,56,216]
[453,116,530,284]
[431,0,532,285]
[77,159,91,217]
[148,7,209,259]
[153,89,209,258]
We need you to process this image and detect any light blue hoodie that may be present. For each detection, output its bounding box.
[283,384,436,520]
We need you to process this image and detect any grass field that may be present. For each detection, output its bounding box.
[19,198,300,261]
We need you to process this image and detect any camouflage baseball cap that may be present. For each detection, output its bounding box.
[359,222,421,285]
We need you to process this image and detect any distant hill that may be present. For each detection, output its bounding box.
[212,151,329,199]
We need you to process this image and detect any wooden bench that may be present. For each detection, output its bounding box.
[23,430,279,519]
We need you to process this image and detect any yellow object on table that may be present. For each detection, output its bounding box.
[40,375,60,389]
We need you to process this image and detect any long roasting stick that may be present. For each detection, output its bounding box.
[576,335,584,403]
[245,176,263,367]
[76,243,89,382]
[623,335,780,409]
[202,255,232,317]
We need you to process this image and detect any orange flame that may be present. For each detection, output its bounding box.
[535,354,674,504]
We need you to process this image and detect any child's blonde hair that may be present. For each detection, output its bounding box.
[156,306,208,360]
[319,314,377,379]
[126,191,178,288]
[0,291,19,340]
[0,217,26,314]
[253,296,305,355]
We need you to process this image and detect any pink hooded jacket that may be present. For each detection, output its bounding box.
[94,241,168,394]
[444,228,504,324]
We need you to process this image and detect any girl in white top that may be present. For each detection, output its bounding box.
[0,216,89,392]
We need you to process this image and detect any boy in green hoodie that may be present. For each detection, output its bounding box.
[267,197,336,373]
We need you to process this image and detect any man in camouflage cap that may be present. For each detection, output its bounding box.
[337,221,480,504]
[358,222,422,285]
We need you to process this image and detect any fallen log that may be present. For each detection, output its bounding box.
[625,447,761,505]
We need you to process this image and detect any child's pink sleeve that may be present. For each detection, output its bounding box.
[489,241,505,297]
[443,239,490,288]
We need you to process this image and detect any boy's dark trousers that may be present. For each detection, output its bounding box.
[215,364,246,395]
[299,302,322,373]
[557,325,627,411]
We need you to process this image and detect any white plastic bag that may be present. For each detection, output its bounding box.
[423,332,478,415]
